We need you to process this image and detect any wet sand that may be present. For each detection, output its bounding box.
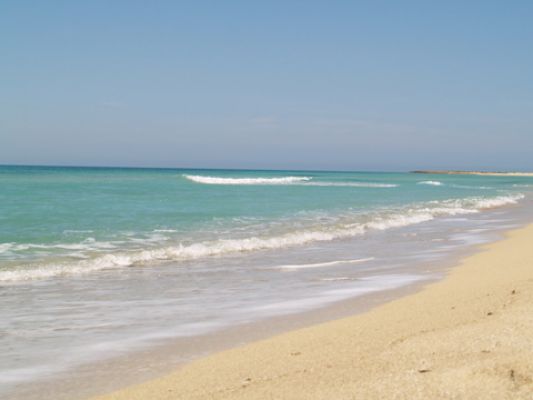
[90,224,533,399]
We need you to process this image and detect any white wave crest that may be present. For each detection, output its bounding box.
[183,175,312,185]
[276,257,375,270]
[418,181,443,186]
[184,174,397,188]
[2,240,117,253]
[0,193,524,282]
[0,243,14,254]
[460,195,524,209]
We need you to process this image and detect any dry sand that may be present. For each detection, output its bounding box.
[92,224,533,400]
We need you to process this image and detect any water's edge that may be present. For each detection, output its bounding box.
[11,202,533,400]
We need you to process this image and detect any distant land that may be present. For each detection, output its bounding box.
[412,170,533,177]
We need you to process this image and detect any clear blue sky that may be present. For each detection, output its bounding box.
[1,1,532,171]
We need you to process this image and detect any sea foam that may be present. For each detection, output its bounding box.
[275,257,375,270]
[0,193,524,282]
[183,175,312,185]
[418,180,443,186]
[183,174,397,188]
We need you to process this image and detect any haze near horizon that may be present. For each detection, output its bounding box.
[1,1,532,171]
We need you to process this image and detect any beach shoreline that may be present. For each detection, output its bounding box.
[6,200,532,400]
[87,222,533,399]
[3,167,532,400]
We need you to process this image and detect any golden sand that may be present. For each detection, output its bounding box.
[92,224,533,399]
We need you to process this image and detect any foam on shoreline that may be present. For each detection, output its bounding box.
[89,224,533,400]
[0,193,524,282]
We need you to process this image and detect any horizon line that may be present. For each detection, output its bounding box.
[0,163,410,174]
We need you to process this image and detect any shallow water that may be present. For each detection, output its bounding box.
[1,166,533,397]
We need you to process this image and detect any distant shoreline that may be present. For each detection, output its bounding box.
[412,170,533,177]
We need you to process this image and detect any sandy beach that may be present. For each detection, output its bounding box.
[4,2,533,399]
[90,224,533,399]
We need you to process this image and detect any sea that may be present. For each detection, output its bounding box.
[1,165,533,398]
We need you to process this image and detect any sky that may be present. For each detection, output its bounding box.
[1,1,532,171]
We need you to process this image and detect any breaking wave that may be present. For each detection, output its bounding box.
[0,193,524,282]
[418,181,443,186]
[184,174,397,188]
[183,175,312,185]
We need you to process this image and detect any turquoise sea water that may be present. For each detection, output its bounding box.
[1,165,533,397]
[1,165,531,280]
